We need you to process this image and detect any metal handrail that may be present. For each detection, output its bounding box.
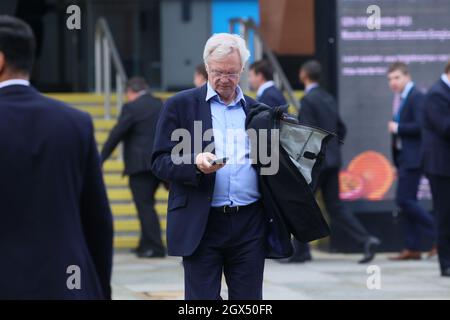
[229,18,300,112]
[95,17,128,119]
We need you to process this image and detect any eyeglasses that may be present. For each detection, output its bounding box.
[209,69,241,80]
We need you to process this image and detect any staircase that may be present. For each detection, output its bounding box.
[46,92,173,250]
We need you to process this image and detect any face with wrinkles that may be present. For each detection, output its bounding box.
[206,50,242,103]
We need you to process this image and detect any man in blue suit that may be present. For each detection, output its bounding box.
[248,59,287,108]
[386,62,435,260]
[151,33,292,300]
[422,61,450,276]
[0,16,113,299]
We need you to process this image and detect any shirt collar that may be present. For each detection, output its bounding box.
[401,81,414,99]
[305,83,319,94]
[0,79,30,89]
[256,80,275,98]
[441,74,450,89]
[206,82,246,107]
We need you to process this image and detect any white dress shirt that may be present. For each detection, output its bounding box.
[441,73,450,89]
[0,79,30,89]
[256,80,275,99]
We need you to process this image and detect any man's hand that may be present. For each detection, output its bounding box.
[195,152,225,174]
[388,121,399,134]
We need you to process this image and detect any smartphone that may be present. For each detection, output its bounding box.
[209,157,229,165]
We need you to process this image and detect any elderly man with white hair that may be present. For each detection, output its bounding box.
[151,33,292,300]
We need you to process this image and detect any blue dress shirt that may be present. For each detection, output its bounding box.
[206,82,261,207]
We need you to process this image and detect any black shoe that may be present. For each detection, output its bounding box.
[130,247,141,254]
[441,267,450,277]
[278,254,312,264]
[136,249,166,258]
[358,237,381,264]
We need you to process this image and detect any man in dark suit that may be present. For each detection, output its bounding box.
[101,77,164,258]
[422,61,450,276]
[249,59,287,108]
[151,33,292,300]
[293,60,380,264]
[387,62,436,260]
[0,15,113,299]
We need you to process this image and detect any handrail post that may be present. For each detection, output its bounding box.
[254,33,263,61]
[238,20,250,92]
[116,74,124,160]
[103,37,111,120]
[116,74,124,116]
[95,17,128,121]
[95,29,102,94]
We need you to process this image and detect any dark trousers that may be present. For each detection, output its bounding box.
[129,171,165,253]
[396,167,435,251]
[428,174,450,272]
[183,201,266,300]
[293,168,371,257]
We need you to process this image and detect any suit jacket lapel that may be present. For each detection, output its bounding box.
[196,84,214,151]
[398,86,414,121]
[243,95,254,116]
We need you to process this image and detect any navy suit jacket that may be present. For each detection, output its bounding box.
[298,87,346,170]
[258,85,287,109]
[422,79,450,177]
[101,93,163,175]
[0,85,113,299]
[151,84,292,258]
[393,86,425,170]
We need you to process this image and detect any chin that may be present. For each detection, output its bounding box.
[218,88,232,95]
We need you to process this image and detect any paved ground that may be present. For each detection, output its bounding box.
[111,250,450,300]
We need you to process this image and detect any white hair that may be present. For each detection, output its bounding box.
[203,33,250,70]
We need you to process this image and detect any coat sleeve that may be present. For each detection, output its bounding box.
[100,104,134,162]
[80,117,114,299]
[151,96,201,186]
[398,94,424,137]
[424,92,450,139]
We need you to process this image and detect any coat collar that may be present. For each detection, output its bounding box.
[0,84,38,97]
[196,83,252,119]
[195,84,213,132]
[440,75,450,93]
[205,82,246,108]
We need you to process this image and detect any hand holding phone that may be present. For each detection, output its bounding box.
[209,157,229,165]
[195,153,227,174]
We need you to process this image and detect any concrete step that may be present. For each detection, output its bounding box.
[103,160,124,173]
[107,188,168,202]
[114,219,167,232]
[111,203,168,216]
[94,119,117,131]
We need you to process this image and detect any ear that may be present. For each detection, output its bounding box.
[0,52,5,74]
